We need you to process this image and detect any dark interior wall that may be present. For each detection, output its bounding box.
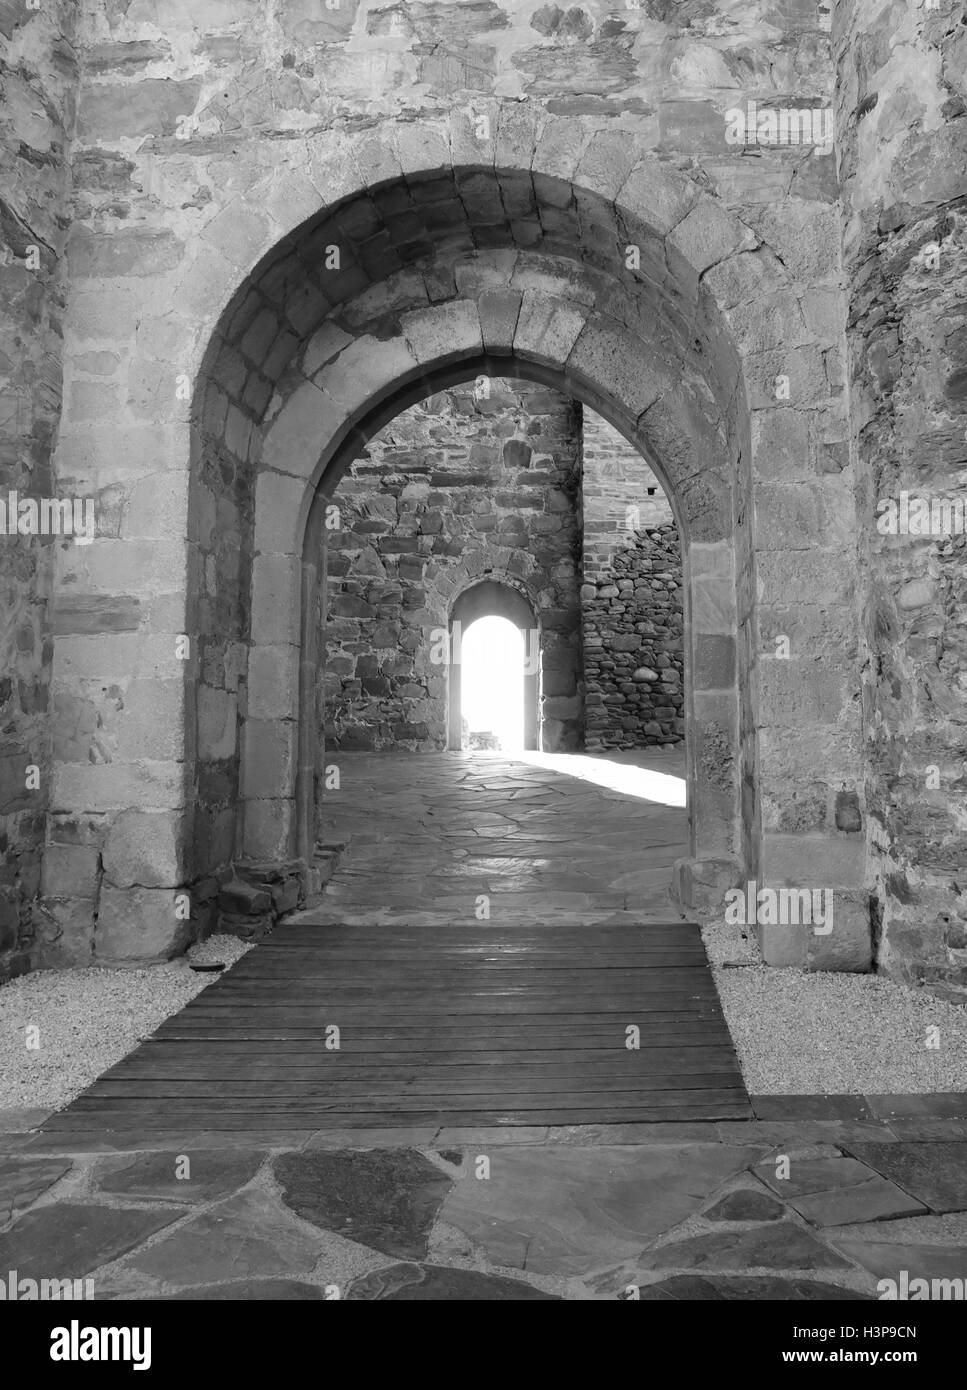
[322,378,584,751]
[0,2,78,979]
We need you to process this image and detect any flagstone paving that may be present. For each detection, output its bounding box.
[3,1122,967,1300]
[304,749,689,927]
[0,1156,71,1224]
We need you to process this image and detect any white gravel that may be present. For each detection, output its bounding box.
[704,918,967,1094]
[0,936,252,1112]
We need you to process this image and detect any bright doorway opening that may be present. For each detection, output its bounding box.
[460,615,525,752]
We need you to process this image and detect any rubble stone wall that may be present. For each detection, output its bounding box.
[580,408,683,750]
[834,0,967,1001]
[0,2,77,979]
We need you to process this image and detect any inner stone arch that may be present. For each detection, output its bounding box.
[243,342,738,921]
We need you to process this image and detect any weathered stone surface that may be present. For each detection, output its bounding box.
[101,809,185,889]
[845,1144,967,1215]
[41,844,100,899]
[0,1156,71,1223]
[51,595,141,636]
[94,885,191,966]
[438,1143,760,1277]
[68,227,185,279]
[830,1240,967,1288]
[754,1154,927,1227]
[703,1188,785,1223]
[274,1149,452,1261]
[641,1224,851,1272]
[76,78,201,141]
[128,1189,323,1284]
[0,1203,186,1280]
[92,1149,263,1203]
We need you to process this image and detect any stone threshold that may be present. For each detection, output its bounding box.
[749,1093,967,1121]
[4,1093,967,1156]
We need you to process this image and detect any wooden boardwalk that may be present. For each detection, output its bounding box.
[44,921,751,1131]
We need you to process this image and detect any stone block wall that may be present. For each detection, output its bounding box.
[0,2,77,980]
[323,378,583,752]
[835,0,967,1001]
[580,408,684,750]
[581,407,673,576]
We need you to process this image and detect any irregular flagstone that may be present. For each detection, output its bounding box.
[845,1143,967,1214]
[633,1274,872,1300]
[0,1156,72,1223]
[92,1149,265,1203]
[126,1188,330,1286]
[0,1203,187,1281]
[830,1239,967,1288]
[703,1188,785,1222]
[347,1262,561,1300]
[303,750,688,926]
[753,1155,927,1227]
[437,1143,762,1277]
[274,1149,453,1261]
[639,1223,851,1272]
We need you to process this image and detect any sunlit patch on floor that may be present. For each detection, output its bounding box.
[513,752,687,808]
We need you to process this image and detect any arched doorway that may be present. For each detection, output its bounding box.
[186,148,791,934]
[45,120,867,971]
[447,580,540,752]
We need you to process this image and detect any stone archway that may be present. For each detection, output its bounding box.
[447,579,541,753]
[47,115,865,970]
[188,138,860,964]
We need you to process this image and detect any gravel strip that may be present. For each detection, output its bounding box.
[0,937,252,1112]
[704,920,967,1094]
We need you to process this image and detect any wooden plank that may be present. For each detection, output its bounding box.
[43,919,748,1134]
[100,1034,733,1050]
[64,1089,748,1114]
[99,1044,740,1066]
[88,1067,739,1089]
